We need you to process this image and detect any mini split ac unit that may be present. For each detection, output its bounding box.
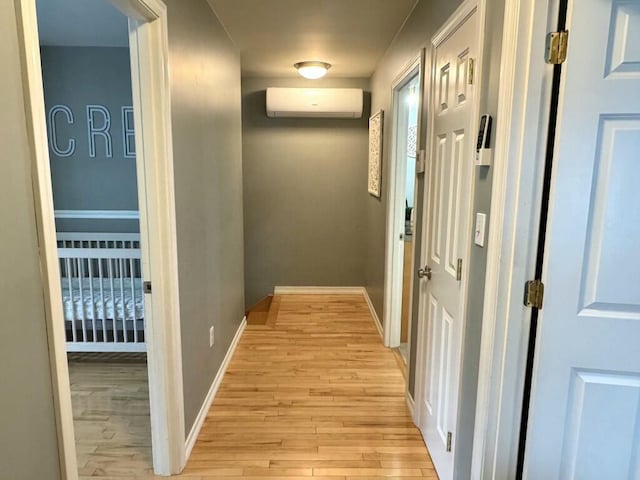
[266,88,363,119]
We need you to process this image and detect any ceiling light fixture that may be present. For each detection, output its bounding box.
[294,61,331,80]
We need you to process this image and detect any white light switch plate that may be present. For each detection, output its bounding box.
[474,213,487,247]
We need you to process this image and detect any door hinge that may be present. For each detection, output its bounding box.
[456,258,463,281]
[468,58,475,85]
[143,281,152,294]
[545,30,569,64]
[524,279,544,308]
[446,431,453,452]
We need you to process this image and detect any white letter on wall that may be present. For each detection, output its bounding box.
[48,105,76,157]
[121,106,136,158]
[87,105,112,158]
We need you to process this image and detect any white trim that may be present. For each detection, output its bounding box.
[124,0,186,474]
[185,317,247,460]
[15,1,78,478]
[432,0,479,47]
[362,287,384,340]
[470,0,556,478]
[54,209,140,220]
[66,343,147,353]
[18,0,186,476]
[406,390,416,419]
[382,53,424,350]
[274,286,365,295]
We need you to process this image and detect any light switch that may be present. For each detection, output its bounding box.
[474,213,487,247]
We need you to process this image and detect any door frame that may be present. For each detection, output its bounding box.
[15,0,186,476]
[470,0,559,477]
[412,0,486,467]
[382,53,424,349]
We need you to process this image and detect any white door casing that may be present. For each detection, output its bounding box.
[523,0,640,477]
[417,4,479,479]
[384,55,423,349]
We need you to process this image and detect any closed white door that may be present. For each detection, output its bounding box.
[417,9,477,480]
[523,0,640,478]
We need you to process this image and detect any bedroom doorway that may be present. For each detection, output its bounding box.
[383,56,423,369]
[20,0,185,476]
[37,1,153,476]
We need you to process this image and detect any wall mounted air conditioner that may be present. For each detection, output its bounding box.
[266,88,363,118]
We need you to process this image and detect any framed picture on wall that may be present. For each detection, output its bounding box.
[368,110,384,198]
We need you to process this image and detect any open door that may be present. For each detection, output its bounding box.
[416,4,479,479]
[520,0,640,477]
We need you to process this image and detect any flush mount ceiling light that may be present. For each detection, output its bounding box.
[294,61,331,80]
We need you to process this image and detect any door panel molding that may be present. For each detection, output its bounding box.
[413,0,486,477]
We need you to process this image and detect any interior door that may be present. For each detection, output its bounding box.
[523,0,640,478]
[418,10,477,480]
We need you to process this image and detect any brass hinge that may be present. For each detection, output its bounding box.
[524,280,544,308]
[143,281,152,294]
[456,258,463,281]
[545,31,569,64]
[446,432,453,452]
[468,58,475,85]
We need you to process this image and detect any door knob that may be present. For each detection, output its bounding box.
[418,265,432,280]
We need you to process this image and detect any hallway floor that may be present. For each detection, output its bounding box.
[71,294,437,479]
[183,294,437,479]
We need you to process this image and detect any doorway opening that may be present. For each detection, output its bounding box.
[36,1,153,476]
[397,77,420,365]
[383,59,422,366]
[19,0,185,476]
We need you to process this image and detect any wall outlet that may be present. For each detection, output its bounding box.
[209,326,215,347]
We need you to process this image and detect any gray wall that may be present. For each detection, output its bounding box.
[0,4,62,479]
[41,46,139,232]
[368,0,505,478]
[165,0,246,435]
[242,77,370,307]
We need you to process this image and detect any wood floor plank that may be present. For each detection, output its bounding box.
[183,294,436,478]
[72,294,436,478]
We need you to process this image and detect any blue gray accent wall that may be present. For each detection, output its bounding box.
[41,46,139,232]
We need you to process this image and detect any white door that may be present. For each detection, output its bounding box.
[523,0,640,478]
[417,9,477,480]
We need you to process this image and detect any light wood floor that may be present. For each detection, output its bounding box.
[183,294,436,479]
[69,361,154,479]
[71,294,437,479]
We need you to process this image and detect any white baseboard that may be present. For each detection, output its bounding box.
[184,316,247,460]
[361,287,384,340]
[274,286,365,295]
[406,390,416,420]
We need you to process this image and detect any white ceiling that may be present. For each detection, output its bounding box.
[206,0,418,78]
[36,0,129,47]
[35,0,418,78]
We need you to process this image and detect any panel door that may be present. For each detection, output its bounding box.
[418,10,478,480]
[523,0,640,478]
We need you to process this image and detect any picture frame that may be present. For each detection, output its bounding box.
[368,110,384,198]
